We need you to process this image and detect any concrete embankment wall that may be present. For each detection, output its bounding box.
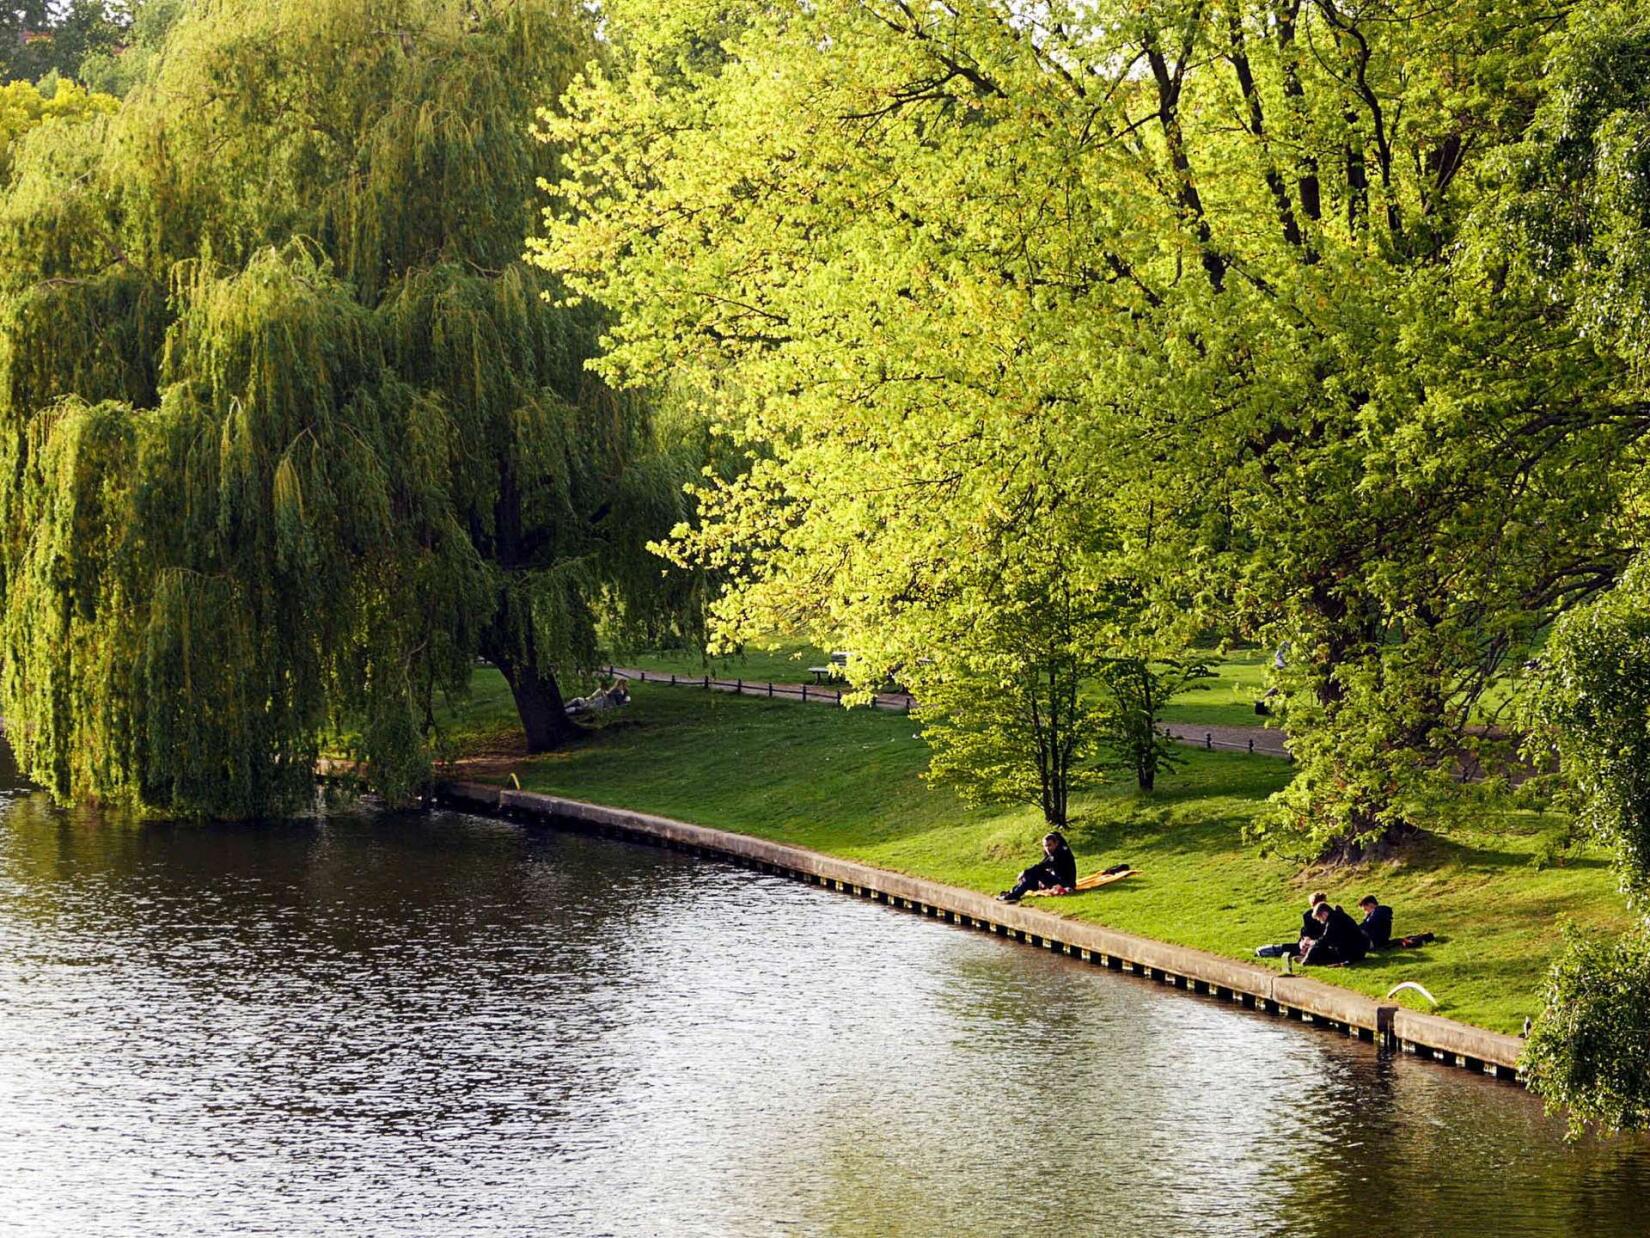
[432,779,1527,1080]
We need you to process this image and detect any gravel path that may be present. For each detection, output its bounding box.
[1161,722,1291,759]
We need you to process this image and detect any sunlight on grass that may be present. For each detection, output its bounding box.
[440,671,1624,1035]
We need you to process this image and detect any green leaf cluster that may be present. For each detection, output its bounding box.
[1523,923,1650,1137]
[0,0,699,816]
[0,76,115,181]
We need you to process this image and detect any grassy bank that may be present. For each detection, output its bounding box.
[439,671,1625,1035]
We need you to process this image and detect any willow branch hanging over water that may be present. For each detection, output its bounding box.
[0,0,701,818]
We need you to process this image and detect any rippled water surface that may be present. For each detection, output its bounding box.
[2,752,1647,1236]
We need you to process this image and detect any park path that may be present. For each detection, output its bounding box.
[604,665,1292,758]
[605,665,916,712]
[1161,722,1291,758]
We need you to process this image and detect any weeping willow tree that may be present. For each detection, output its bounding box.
[0,0,694,817]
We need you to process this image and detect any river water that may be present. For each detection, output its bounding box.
[1,754,1646,1236]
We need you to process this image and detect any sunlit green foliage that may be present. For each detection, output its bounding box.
[538,0,1647,864]
[0,0,696,816]
[0,76,115,179]
[1491,0,1650,372]
[1483,1,1650,1131]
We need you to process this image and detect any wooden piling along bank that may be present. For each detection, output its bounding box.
[433,780,1526,1081]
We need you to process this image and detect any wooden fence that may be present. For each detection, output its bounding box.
[604,666,915,714]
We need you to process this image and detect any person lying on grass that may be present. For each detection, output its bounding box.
[996,832,1077,903]
[565,679,630,717]
[1299,900,1369,967]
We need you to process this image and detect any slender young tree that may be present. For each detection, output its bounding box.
[1095,658,1213,794]
[915,559,1128,827]
[0,0,696,816]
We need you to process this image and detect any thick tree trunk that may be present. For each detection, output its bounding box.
[494,656,582,753]
[1321,810,1417,866]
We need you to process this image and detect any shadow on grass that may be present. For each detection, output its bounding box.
[1413,831,1611,873]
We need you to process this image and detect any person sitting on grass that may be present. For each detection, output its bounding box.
[996,832,1077,903]
[1254,891,1328,958]
[1299,900,1368,967]
[1358,894,1394,950]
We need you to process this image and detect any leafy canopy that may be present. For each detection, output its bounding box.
[0,0,696,816]
[539,0,1646,858]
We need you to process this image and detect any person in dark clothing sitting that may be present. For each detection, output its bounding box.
[1300,901,1368,966]
[1254,892,1327,958]
[997,832,1077,903]
[1358,894,1394,950]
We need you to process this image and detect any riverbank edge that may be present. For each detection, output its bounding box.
[431,777,1527,1080]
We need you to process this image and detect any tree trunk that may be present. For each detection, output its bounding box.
[1320,809,1416,866]
[1137,752,1156,793]
[495,655,582,753]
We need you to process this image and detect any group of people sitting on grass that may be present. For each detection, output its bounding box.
[994,840,1430,968]
[1253,890,1431,966]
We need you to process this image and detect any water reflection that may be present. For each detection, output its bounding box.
[0,763,1645,1236]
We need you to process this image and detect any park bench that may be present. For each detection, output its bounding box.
[807,651,850,683]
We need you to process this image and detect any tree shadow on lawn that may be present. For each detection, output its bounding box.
[1411,829,1611,873]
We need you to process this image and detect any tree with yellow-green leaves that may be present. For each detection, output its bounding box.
[0,76,115,179]
[0,0,702,817]
[537,0,1649,861]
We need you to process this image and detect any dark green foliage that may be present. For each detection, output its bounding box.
[1528,562,1650,1127]
[80,1,183,96]
[0,2,125,85]
[1523,925,1650,1136]
[1540,561,1650,902]
[0,0,696,816]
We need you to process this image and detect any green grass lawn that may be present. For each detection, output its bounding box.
[605,640,834,685]
[437,670,1627,1037]
[1157,648,1274,728]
